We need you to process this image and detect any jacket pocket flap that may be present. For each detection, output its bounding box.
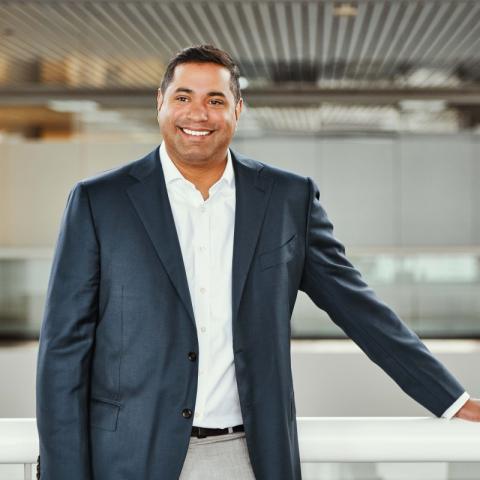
[260,234,297,270]
[89,397,121,432]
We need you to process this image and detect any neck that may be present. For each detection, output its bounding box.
[171,155,227,187]
[165,145,228,198]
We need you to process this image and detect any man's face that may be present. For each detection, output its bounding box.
[156,62,243,165]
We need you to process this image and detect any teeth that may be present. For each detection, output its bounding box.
[182,128,210,136]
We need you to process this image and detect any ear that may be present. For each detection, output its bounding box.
[156,89,164,112]
[234,97,243,122]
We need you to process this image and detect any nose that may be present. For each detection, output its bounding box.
[186,101,208,122]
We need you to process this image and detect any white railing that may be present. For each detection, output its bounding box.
[1,417,479,480]
[298,417,480,462]
[0,419,38,480]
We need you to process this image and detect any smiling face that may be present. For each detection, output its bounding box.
[156,62,243,166]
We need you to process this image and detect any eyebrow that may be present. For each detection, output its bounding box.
[174,87,227,98]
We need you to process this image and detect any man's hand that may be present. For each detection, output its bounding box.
[454,398,480,421]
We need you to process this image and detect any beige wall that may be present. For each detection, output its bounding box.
[1,134,480,248]
[1,339,478,418]
[0,142,156,247]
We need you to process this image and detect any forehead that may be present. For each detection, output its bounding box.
[168,62,232,94]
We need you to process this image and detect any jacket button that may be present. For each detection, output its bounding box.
[182,408,192,419]
[188,351,197,361]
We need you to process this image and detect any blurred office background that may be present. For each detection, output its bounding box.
[0,0,479,478]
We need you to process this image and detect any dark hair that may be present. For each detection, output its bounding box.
[160,44,241,104]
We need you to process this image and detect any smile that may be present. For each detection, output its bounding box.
[180,127,212,137]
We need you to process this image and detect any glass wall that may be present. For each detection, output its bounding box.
[0,250,51,339]
[292,250,480,338]
[1,248,479,339]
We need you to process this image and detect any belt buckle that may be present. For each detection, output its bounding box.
[196,427,208,439]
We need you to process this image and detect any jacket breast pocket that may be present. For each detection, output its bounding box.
[259,233,297,271]
[89,397,122,432]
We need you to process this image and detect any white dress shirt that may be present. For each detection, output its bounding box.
[159,141,469,425]
[160,141,242,428]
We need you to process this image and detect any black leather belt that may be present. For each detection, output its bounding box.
[191,424,245,438]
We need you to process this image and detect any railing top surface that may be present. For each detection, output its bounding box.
[1,417,479,463]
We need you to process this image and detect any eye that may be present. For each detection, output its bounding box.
[209,98,224,105]
[176,96,189,102]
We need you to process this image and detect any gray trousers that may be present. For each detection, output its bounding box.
[179,431,256,479]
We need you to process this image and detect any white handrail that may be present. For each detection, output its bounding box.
[0,419,38,464]
[1,417,479,479]
[298,417,480,462]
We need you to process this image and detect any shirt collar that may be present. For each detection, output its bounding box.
[159,141,234,189]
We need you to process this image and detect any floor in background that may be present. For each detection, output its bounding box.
[1,462,480,480]
[300,462,480,480]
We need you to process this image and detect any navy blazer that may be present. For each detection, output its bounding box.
[36,146,466,479]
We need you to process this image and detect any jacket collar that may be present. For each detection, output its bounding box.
[126,145,274,330]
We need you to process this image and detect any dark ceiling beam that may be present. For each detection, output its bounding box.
[245,86,480,106]
[1,85,480,107]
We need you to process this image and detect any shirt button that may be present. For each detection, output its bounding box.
[199,206,206,213]
[198,245,205,252]
[182,408,192,419]
[200,287,206,294]
[200,326,206,333]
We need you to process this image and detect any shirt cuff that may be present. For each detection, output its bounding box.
[441,391,470,419]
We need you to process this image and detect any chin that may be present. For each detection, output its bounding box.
[179,147,213,163]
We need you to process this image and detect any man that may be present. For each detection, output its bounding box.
[36,45,480,480]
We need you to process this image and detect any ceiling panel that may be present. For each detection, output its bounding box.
[0,0,479,89]
[1,0,479,134]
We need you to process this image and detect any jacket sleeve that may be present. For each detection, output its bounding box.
[299,177,467,417]
[36,181,99,479]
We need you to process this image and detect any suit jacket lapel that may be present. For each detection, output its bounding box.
[125,146,274,331]
[126,147,195,327]
[230,149,274,327]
